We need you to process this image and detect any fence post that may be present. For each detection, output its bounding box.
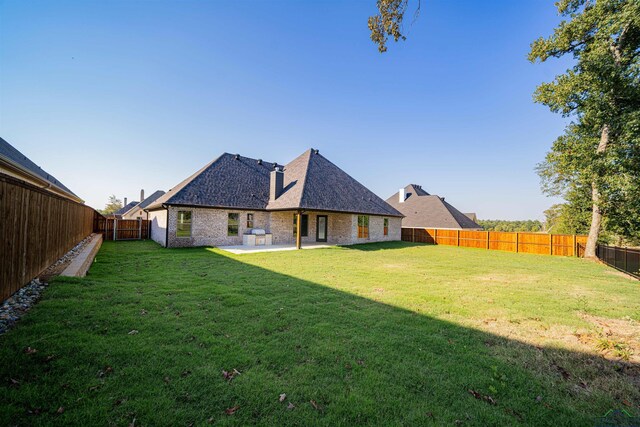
[138,218,142,240]
[549,234,553,256]
[572,234,577,257]
[486,231,490,249]
[624,246,628,272]
[113,219,117,241]
[457,229,460,247]
[412,228,415,243]
[515,232,519,253]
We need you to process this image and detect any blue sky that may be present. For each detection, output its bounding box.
[0,0,572,219]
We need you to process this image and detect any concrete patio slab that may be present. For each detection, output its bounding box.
[218,243,333,254]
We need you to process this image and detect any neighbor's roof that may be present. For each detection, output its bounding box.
[386,184,481,229]
[115,201,139,216]
[147,149,402,217]
[122,190,166,215]
[0,137,82,202]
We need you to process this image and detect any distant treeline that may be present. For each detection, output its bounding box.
[477,220,543,233]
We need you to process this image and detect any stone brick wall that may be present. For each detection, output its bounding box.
[149,209,167,247]
[162,206,401,248]
[269,211,356,245]
[167,207,270,248]
[352,215,401,243]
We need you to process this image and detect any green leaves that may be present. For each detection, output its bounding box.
[368,0,413,53]
[531,0,640,245]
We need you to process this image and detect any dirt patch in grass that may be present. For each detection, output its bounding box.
[604,269,638,280]
[579,314,640,364]
[472,273,540,285]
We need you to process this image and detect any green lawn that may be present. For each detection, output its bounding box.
[1,241,639,426]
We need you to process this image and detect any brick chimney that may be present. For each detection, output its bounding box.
[270,166,284,201]
[140,189,145,202]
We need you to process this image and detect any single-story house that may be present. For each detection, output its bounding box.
[386,184,482,230]
[146,148,403,248]
[109,199,139,219]
[121,189,165,220]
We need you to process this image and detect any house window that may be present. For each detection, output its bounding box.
[384,218,389,236]
[293,214,308,237]
[247,213,254,229]
[228,213,239,236]
[358,215,369,238]
[176,211,192,237]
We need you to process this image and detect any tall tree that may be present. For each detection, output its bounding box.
[529,0,640,257]
[101,195,123,215]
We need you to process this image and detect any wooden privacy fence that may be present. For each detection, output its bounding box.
[401,228,588,257]
[597,245,640,279]
[0,173,96,301]
[94,218,150,241]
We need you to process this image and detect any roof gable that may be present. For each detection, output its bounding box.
[294,150,402,216]
[115,201,139,216]
[148,154,276,210]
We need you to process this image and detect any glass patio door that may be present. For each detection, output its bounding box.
[316,215,327,242]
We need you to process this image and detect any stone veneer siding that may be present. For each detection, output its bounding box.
[166,206,271,248]
[159,206,401,248]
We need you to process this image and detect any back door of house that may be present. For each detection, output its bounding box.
[316,215,327,242]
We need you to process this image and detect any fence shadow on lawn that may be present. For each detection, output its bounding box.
[0,241,638,426]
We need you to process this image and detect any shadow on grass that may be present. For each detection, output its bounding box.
[0,241,637,426]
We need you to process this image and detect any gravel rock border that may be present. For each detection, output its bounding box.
[0,234,96,335]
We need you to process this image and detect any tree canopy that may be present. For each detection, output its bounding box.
[530,0,640,256]
[99,195,123,215]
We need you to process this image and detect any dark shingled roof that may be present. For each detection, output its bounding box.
[0,136,79,198]
[115,201,139,216]
[386,184,481,229]
[125,190,166,213]
[267,149,402,216]
[147,149,402,217]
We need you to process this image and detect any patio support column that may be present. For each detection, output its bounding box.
[296,211,302,250]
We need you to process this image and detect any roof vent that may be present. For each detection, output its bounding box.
[313,149,319,154]
[257,159,262,165]
[235,154,240,160]
[273,162,278,169]
[440,197,445,201]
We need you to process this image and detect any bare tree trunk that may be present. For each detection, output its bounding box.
[584,124,609,258]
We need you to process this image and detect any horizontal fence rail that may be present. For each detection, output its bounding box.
[0,173,97,301]
[94,218,150,241]
[401,228,588,257]
[597,245,640,279]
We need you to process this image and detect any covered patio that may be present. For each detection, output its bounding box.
[217,242,333,254]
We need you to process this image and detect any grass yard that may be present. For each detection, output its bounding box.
[1,241,639,426]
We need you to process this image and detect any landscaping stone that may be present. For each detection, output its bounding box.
[0,279,47,335]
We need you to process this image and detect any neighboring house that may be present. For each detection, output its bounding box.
[146,148,403,248]
[386,184,482,230]
[121,189,166,220]
[0,137,84,203]
[110,199,139,219]
[464,212,478,222]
